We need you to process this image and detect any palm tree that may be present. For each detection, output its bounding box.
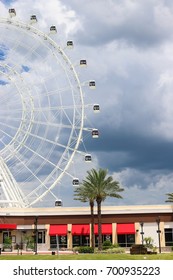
[74,185,95,249]
[165,193,173,203]
[74,168,124,251]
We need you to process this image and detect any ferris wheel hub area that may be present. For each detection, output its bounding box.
[0,9,99,208]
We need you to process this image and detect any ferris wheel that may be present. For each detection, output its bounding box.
[0,9,100,208]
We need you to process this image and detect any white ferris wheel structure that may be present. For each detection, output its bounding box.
[0,9,100,208]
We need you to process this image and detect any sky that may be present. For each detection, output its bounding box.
[1,0,173,207]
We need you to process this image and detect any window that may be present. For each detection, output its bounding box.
[3,231,11,243]
[72,235,90,247]
[50,235,67,249]
[164,228,173,246]
[37,231,45,244]
[118,234,135,247]
[95,234,112,247]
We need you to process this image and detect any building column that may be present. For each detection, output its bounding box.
[135,222,141,244]
[67,224,72,249]
[112,223,117,244]
[160,222,165,248]
[45,224,50,250]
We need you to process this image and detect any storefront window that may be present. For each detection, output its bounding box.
[50,235,67,249]
[3,231,11,243]
[72,235,90,247]
[95,234,112,247]
[37,231,45,244]
[118,234,135,247]
[164,228,173,246]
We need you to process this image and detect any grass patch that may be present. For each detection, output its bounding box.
[0,253,173,260]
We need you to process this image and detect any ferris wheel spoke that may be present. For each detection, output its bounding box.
[1,138,59,192]
[4,129,73,172]
[0,13,97,207]
[0,122,19,137]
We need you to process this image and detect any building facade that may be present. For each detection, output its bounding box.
[0,204,173,252]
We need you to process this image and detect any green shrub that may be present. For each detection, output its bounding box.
[73,246,94,254]
[106,247,125,254]
[24,235,34,250]
[144,237,154,249]
[102,241,120,250]
[3,237,12,249]
[112,243,120,248]
[102,240,112,250]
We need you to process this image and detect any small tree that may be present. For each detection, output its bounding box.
[3,236,12,250]
[24,234,34,250]
[74,186,95,249]
[74,168,124,251]
[143,237,154,250]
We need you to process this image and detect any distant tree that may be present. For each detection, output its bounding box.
[74,168,124,251]
[165,193,173,203]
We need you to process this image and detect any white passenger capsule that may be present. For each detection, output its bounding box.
[50,25,57,34]
[67,41,74,48]
[80,59,87,67]
[9,8,16,17]
[89,80,96,89]
[55,199,62,207]
[72,178,79,186]
[92,129,99,138]
[85,154,92,162]
[93,104,100,113]
[30,15,37,23]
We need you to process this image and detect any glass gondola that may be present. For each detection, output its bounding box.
[93,104,100,113]
[85,154,92,162]
[9,9,16,17]
[92,129,99,138]
[89,80,96,89]
[67,41,73,48]
[30,15,37,23]
[80,60,87,67]
[72,178,79,186]
[50,25,57,34]
[55,199,62,207]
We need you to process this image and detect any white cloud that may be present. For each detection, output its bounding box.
[1,0,173,208]
[0,1,96,207]
[112,168,173,205]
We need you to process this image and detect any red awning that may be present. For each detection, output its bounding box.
[49,225,67,236]
[72,224,90,235]
[94,224,112,235]
[116,223,135,235]
[0,224,16,230]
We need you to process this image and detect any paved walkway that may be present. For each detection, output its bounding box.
[0,249,75,255]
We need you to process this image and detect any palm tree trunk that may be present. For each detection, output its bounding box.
[90,200,95,249]
[97,198,102,251]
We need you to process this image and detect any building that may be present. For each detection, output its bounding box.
[0,204,173,252]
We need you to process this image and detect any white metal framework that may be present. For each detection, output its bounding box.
[0,10,99,208]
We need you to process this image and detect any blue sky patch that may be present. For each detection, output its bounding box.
[22,65,30,72]
[0,49,6,61]
[2,0,14,5]
[0,80,8,85]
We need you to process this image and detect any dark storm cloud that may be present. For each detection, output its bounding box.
[2,0,173,206]
[88,127,173,172]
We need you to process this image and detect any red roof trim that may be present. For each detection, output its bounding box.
[49,225,67,236]
[72,224,90,235]
[116,223,135,234]
[0,224,17,230]
[94,224,112,235]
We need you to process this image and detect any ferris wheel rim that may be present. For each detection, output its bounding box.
[0,14,90,207]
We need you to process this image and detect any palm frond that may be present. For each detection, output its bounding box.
[165,193,173,203]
